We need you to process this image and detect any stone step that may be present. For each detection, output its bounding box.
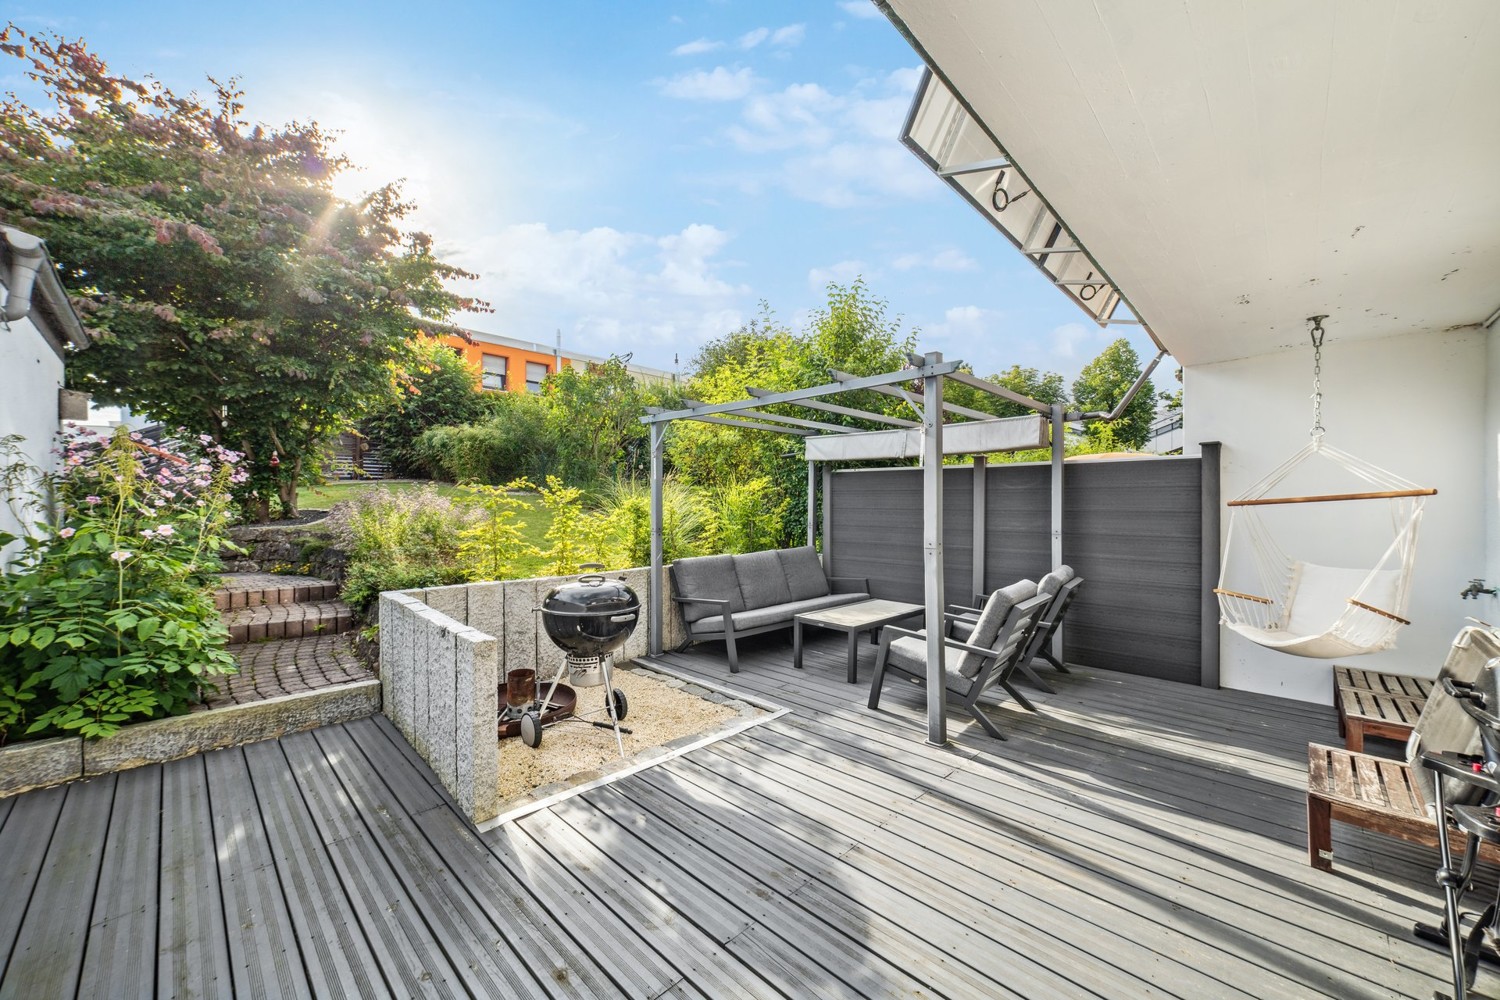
[215,572,339,611]
[224,599,356,644]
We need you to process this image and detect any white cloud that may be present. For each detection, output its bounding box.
[714,67,935,206]
[771,24,807,47]
[808,259,865,288]
[838,1,884,20]
[659,66,760,101]
[737,27,770,49]
[927,305,1002,344]
[453,222,749,355]
[1047,322,1093,360]
[893,248,978,272]
[672,38,724,56]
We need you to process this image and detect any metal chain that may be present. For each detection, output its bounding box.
[1308,315,1328,439]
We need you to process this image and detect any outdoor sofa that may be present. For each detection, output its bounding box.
[670,547,869,672]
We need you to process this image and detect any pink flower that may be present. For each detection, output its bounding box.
[110,550,132,562]
[84,495,102,505]
[58,527,75,538]
[155,524,175,538]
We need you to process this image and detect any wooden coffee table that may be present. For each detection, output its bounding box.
[793,599,925,683]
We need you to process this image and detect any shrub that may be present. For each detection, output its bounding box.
[327,486,469,611]
[0,428,244,743]
[453,480,538,581]
[700,477,789,555]
[598,476,703,566]
[415,391,555,483]
[363,338,494,477]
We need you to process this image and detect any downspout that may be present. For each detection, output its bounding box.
[2,231,47,323]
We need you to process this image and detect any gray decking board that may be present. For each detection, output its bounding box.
[78,766,160,1000]
[157,755,234,1000]
[1,778,114,999]
[0,632,1478,999]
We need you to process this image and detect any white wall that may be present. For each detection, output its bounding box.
[1486,321,1500,593]
[0,315,65,564]
[1185,328,1488,703]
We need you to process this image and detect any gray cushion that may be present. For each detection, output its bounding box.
[1056,564,1075,582]
[778,546,830,601]
[691,592,869,635]
[733,550,793,610]
[886,635,974,692]
[950,617,976,642]
[1038,570,1066,600]
[955,579,1036,679]
[672,555,744,623]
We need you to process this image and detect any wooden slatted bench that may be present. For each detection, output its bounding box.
[1333,666,1435,752]
[1307,742,1500,872]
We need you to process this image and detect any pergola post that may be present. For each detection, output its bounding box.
[821,464,833,555]
[807,461,817,547]
[648,422,666,656]
[1050,403,1066,661]
[922,353,947,747]
[971,455,987,604]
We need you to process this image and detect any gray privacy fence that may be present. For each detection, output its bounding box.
[378,567,684,827]
[826,454,1216,685]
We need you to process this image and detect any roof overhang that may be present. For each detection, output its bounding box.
[879,1,1500,365]
[1,227,90,355]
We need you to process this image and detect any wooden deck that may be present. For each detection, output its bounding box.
[0,633,1477,999]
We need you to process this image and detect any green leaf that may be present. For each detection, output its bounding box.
[10,625,29,646]
[29,627,55,650]
[136,619,159,642]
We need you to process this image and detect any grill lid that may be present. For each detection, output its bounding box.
[542,574,640,617]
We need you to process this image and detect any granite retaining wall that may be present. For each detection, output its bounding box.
[378,567,685,826]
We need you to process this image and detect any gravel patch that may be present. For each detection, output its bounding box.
[497,666,761,803]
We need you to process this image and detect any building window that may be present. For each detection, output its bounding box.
[481,354,507,391]
[526,361,549,393]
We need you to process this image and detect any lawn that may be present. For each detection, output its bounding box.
[299,479,557,579]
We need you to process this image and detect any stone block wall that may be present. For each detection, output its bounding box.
[378,567,683,826]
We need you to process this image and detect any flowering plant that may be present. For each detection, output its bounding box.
[0,427,244,742]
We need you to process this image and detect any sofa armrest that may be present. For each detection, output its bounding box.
[672,595,731,609]
[827,575,869,594]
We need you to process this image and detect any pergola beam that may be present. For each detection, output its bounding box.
[942,368,1051,416]
[642,359,964,424]
[683,399,858,434]
[644,408,813,436]
[832,369,997,421]
[745,387,919,428]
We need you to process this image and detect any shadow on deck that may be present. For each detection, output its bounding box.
[0,633,1468,999]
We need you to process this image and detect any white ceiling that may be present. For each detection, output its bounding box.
[881,0,1500,366]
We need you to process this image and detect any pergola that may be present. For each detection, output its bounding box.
[641,349,1164,745]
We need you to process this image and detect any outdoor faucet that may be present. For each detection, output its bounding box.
[1462,579,1498,600]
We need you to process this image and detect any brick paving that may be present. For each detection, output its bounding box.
[209,634,372,708]
[223,599,355,642]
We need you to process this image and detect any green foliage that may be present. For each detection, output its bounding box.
[414,392,552,484]
[0,429,241,744]
[1071,338,1158,450]
[534,476,612,576]
[599,476,704,567]
[453,480,538,581]
[700,478,789,555]
[364,338,493,477]
[540,358,679,487]
[328,485,469,611]
[0,29,483,519]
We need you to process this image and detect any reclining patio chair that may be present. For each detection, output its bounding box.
[868,580,1048,740]
[953,568,1084,693]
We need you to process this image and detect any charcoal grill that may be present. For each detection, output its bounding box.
[522,574,640,756]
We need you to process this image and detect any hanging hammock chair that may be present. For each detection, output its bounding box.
[1214,317,1436,659]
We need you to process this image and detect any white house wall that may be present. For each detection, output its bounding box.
[0,315,65,563]
[1184,327,1486,703]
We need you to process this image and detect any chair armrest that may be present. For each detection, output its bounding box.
[827,575,869,594]
[947,604,981,616]
[943,612,979,624]
[882,625,995,661]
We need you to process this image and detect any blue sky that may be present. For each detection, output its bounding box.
[9,1,1158,385]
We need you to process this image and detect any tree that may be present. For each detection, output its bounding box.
[1071,338,1157,449]
[363,337,492,478]
[0,29,483,518]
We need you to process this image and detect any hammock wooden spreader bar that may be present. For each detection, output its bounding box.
[1227,487,1437,508]
[1348,598,1410,626]
[1213,588,1272,604]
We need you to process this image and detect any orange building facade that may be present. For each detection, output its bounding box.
[434,330,571,394]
